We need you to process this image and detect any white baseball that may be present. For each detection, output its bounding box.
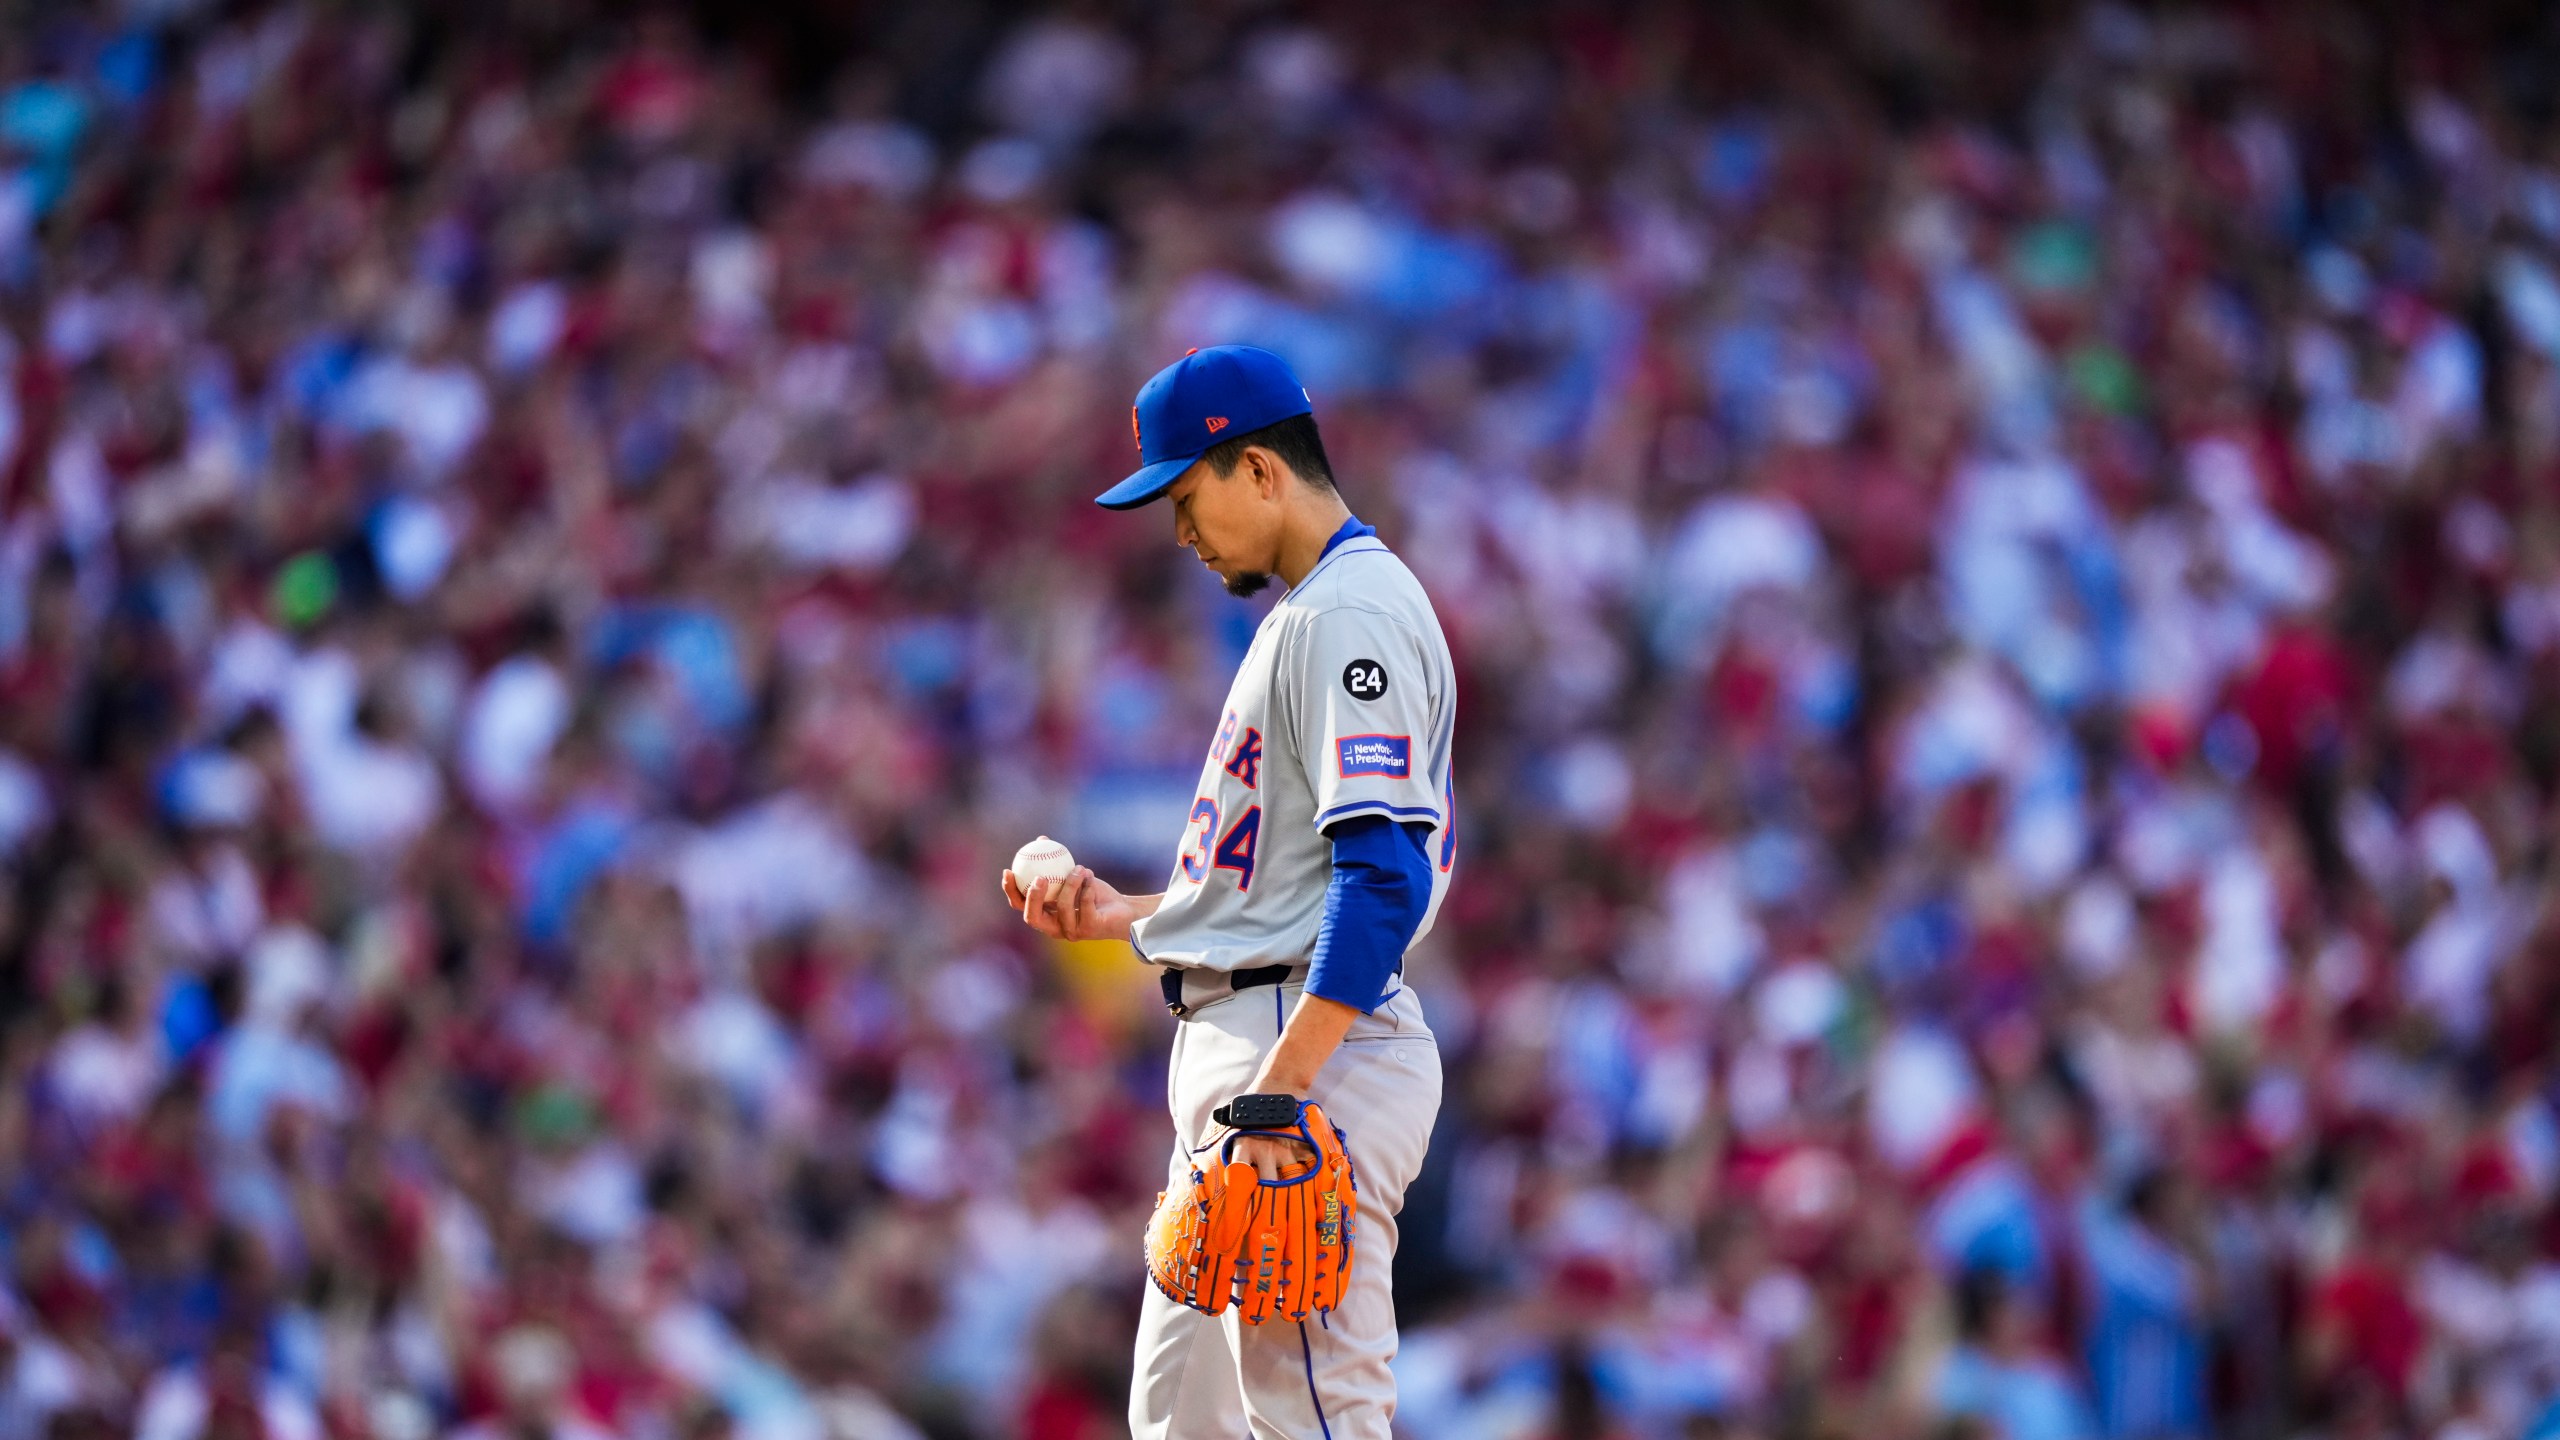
[1011,835,1078,888]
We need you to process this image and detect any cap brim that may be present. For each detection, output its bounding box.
[1095,455,1198,510]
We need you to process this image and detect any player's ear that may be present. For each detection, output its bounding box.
[1252,445,1281,502]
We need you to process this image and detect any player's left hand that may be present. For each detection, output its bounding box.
[1230,1124,1319,1181]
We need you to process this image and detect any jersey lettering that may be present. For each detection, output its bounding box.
[1208,710,1239,766]
[1212,806,1262,890]
[1222,726,1264,788]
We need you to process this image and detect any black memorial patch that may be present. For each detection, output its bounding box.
[1342,659,1389,701]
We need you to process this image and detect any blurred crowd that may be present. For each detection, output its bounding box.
[3,1,2560,1438]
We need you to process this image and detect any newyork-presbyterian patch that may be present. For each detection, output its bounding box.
[1336,734,1411,778]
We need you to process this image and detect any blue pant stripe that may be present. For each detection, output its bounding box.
[1297,1320,1336,1440]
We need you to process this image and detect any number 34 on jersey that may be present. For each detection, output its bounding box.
[1181,710,1265,890]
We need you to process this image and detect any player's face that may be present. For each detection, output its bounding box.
[1166,452,1283,597]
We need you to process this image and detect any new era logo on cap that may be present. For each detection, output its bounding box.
[1095,346,1315,510]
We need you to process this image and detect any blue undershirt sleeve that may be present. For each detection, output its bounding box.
[1306,814,1435,1014]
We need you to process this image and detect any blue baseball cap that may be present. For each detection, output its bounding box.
[1097,345,1313,510]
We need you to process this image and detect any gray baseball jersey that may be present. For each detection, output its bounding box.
[1129,528,1455,992]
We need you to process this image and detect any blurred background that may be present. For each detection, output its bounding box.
[3,0,2560,1437]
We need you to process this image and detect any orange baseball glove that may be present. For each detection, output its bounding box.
[1232,1099,1359,1324]
[1146,1145,1255,1316]
[1146,1100,1359,1323]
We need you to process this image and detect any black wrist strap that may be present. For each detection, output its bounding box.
[1214,1093,1301,1129]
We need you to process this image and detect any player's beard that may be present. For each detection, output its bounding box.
[1225,571,1272,598]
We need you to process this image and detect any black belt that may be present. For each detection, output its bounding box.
[1161,963,1298,1017]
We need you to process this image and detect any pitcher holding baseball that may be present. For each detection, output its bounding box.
[1002,346,1451,1439]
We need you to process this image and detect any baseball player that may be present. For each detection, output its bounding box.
[1002,344,1453,1439]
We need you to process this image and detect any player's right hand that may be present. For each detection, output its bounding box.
[1002,866,1140,943]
